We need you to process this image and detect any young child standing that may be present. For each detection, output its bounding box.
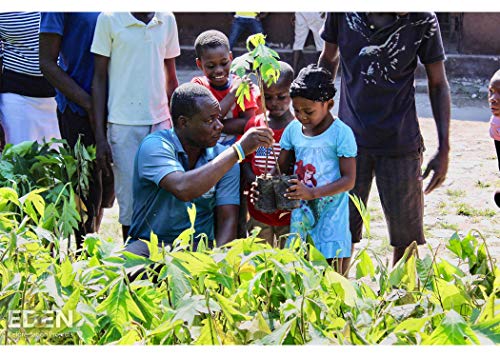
[191,30,259,147]
[488,69,500,207]
[277,64,357,274]
[242,61,295,248]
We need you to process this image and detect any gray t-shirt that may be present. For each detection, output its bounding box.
[321,12,445,155]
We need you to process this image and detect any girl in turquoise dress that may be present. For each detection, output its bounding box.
[278,64,357,274]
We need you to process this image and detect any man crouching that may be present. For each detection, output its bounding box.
[125,83,274,258]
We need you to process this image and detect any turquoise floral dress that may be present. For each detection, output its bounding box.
[280,118,357,258]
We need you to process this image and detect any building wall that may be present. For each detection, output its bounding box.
[459,13,500,55]
[175,12,295,49]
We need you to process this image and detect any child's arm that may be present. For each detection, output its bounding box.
[164,57,179,103]
[272,148,295,176]
[92,54,113,176]
[285,157,356,200]
[241,161,256,186]
[215,204,238,245]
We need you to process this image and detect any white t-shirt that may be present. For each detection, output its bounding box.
[91,12,180,125]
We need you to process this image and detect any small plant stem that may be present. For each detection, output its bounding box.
[204,290,219,345]
[299,293,306,343]
[471,229,496,274]
[257,74,281,177]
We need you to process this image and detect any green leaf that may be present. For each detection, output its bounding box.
[172,251,219,276]
[96,278,146,326]
[423,311,480,345]
[172,294,219,325]
[349,194,370,236]
[117,329,142,345]
[355,249,375,279]
[431,277,471,312]
[60,257,76,288]
[324,270,356,307]
[165,262,192,308]
[472,315,500,344]
[394,316,432,333]
[257,318,296,345]
[238,312,272,341]
[213,292,250,325]
[194,318,221,345]
[145,231,161,262]
[60,193,81,238]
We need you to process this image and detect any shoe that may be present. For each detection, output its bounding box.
[495,191,500,208]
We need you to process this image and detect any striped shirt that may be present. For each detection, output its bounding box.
[253,143,281,174]
[0,12,43,76]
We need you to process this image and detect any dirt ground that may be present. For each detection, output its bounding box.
[99,93,500,268]
[355,116,500,266]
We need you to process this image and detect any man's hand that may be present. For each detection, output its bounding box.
[284,178,315,200]
[96,139,114,177]
[238,126,274,155]
[421,149,449,194]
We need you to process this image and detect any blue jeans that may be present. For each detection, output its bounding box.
[228,16,263,49]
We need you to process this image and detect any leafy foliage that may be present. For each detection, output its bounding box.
[0,138,95,239]
[230,33,280,111]
[0,195,498,345]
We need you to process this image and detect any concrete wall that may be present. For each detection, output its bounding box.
[459,13,500,55]
[175,12,295,48]
[175,12,318,68]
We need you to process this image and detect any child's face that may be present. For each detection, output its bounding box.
[292,97,334,132]
[489,77,500,117]
[264,82,291,118]
[196,46,232,87]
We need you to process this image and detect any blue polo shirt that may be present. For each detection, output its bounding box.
[40,12,99,115]
[321,12,445,155]
[128,129,240,244]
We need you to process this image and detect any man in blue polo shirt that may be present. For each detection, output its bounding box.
[125,83,274,257]
[39,13,115,249]
[318,13,451,269]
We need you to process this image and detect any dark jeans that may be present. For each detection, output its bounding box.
[349,149,425,248]
[229,17,263,49]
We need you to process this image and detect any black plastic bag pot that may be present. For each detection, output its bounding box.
[274,174,301,210]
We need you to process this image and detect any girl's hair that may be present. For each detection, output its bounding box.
[290,64,336,102]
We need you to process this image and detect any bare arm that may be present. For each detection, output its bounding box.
[421,60,451,194]
[39,33,94,127]
[159,127,274,202]
[285,156,356,200]
[276,148,295,175]
[241,161,256,187]
[318,41,340,81]
[221,108,256,135]
[215,204,238,245]
[91,54,113,174]
[164,57,178,103]
[219,76,255,135]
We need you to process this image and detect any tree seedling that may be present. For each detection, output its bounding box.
[230,33,300,213]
